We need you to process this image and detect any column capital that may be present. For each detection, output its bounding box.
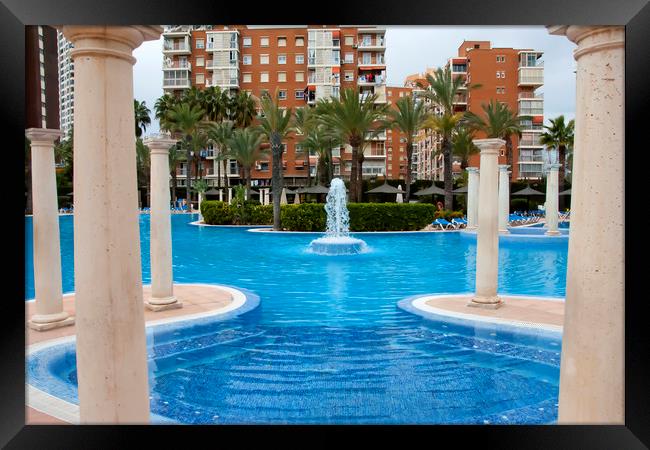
[547,25,624,61]
[26,128,64,145]
[498,164,511,171]
[466,167,479,174]
[144,134,178,155]
[548,163,562,170]
[59,26,163,65]
[473,138,505,155]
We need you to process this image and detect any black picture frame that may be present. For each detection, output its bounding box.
[2,0,648,447]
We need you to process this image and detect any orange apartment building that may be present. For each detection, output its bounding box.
[405,40,545,182]
[161,25,396,191]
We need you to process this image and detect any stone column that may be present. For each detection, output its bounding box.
[144,135,182,311]
[468,138,505,309]
[26,128,74,331]
[547,25,624,424]
[228,187,233,204]
[466,167,479,230]
[61,25,162,424]
[218,189,223,202]
[544,163,561,235]
[498,165,510,233]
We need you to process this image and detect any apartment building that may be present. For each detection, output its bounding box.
[25,25,59,130]
[161,25,388,190]
[449,40,545,180]
[404,41,545,182]
[57,32,75,137]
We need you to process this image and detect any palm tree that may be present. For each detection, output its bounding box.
[293,106,316,187]
[193,179,209,217]
[384,95,429,202]
[135,138,151,207]
[317,88,389,203]
[154,94,179,132]
[164,102,206,207]
[419,66,481,209]
[299,125,341,185]
[539,115,575,198]
[202,86,228,123]
[257,91,294,231]
[452,126,480,170]
[134,100,151,138]
[422,112,464,207]
[229,91,257,128]
[207,121,234,190]
[226,127,265,199]
[463,100,525,186]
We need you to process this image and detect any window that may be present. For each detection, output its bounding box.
[243,54,252,65]
[196,56,204,67]
[295,71,304,82]
[295,90,304,99]
[344,35,354,46]
[243,37,252,47]
[196,39,204,49]
[243,73,252,83]
[362,52,371,64]
[344,71,354,82]
[501,71,506,78]
[196,73,204,84]
[344,53,354,63]
[278,72,287,82]
[295,36,305,47]
[399,91,404,97]
[278,54,287,64]
[259,162,269,171]
[260,54,269,64]
[278,90,287,100]
[496,71,501,78]
[260,72,269,83]
[260,37,269,47]
[387,90,392,96]
[278,37,287,47]
[295,54,304,64]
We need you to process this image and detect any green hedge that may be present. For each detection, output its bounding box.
[201,200,461,231]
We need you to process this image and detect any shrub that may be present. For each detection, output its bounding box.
[348,203,437,231]
[433,209,465,221]
[510,198,528,212]
[280,203,327,231]
[250,204,273,225]
[201,201,233,225]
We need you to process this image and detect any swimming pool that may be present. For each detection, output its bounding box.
[26,214,568,424]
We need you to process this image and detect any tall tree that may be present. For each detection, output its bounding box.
[134,100,151,138]
[226,128,265,199]
[317,88,388,203]
[422,112,463,206]
[229,91,257,128]
[463,100,526,179]
[452,126,480,170]
[164,102,206,208]
[257,91,294,231]
[539,115,575,199]
[299,125,341,185]
[419,67,481,209]
[135,138,151,206]
[293,107,316,187]
[168,142,182,204]
[207,121,235,190]
[384,95,429,202]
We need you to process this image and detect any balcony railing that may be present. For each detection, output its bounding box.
[163,41,190,52]
[357,39,386,49]
[519,108,544,116]
[163,78,191,88]
[163,60,191,70]
[519,59,544,68]
[518,73,544,85]
[518,92,544,99]
[207,59,238,69]
[358,58,385,66]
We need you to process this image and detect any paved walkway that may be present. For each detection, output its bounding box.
[26,284,233,424]
[425,295,565,328]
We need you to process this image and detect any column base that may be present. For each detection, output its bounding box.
[28,316,75,331]
[145,296,183,312]
[499,229,510,234]
[545,230,561,236]
[467,296,504,309]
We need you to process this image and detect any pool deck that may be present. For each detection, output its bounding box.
[25,283,234,424]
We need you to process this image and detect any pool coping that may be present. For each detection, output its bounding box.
[398,293,564,337]
[26,283,259,425]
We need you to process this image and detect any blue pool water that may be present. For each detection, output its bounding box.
[26,214,568,424]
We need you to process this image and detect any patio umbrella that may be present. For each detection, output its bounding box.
[512,185,545,211]
[205,188,221,196]
[280,187,288,205]
[396,184,403,203]
[293,191,301,204]
[365,182,403,194]
[413,183,446,196]
[452,185,468,195]
[299,184,330,194]
[559,188,572,196]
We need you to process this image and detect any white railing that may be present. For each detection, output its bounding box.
[163,60,191,70]
[163,78,190,87]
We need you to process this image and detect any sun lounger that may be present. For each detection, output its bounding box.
[432,218,454,230]
[451,218,468,229]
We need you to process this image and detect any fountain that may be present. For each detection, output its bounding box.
[308,178,368,255]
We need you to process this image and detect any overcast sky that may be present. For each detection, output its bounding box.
[133,26,577,136]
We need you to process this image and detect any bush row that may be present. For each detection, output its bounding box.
[201,201,464,231]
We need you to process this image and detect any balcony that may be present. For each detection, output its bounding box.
[356,39,386,51]
[519,107,544,116]
[357,74,384,86]
[518,135,544,147]
[369,131,387,141]
[206,58,238,70]
[364,148,386,158]
[518,92,544,100]
[518,68,544,87]
[358,58,385,68]
[163,39,191,55]
[163,60,191,70]
[163,78,191,89]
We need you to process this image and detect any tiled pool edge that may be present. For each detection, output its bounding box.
[26,283,260,425]
[398,293,564,339]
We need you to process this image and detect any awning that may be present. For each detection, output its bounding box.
[532,116,544,124]
[365,182,404,194]
[332,66,340,73]
[512,186,545,196]
[413,184,446,196]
